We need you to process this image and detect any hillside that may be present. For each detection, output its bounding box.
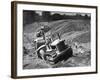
[24,19,90,33]
[23,19,91,69]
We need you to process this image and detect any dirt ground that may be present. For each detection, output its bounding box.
[23,19,91,69]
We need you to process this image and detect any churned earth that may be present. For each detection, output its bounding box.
[23,19,91,69]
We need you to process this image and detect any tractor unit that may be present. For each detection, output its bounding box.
[34,26,73,64]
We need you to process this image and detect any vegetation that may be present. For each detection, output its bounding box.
[23,10,90,26]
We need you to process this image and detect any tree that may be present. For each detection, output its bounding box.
[23,10,38,26]
[42,11,51,21]
[51,13,62,20]
[84,14,89,19]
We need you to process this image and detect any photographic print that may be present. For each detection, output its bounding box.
[23,10,91,69]
[11,1,97,78]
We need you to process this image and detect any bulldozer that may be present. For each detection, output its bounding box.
[34,26,73,64]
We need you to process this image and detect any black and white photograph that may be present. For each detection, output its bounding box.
[11,1,97,78]
[23,10,91,69]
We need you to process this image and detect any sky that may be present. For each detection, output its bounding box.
[35,10,91,16]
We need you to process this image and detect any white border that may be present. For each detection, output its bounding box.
[17,3,96,76]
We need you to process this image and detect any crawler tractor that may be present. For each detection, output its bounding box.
[34,26,73,64]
